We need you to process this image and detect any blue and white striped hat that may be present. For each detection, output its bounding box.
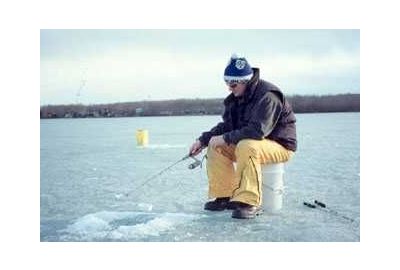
[224,54,253,83]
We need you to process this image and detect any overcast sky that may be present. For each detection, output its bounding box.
[40,29,359,105]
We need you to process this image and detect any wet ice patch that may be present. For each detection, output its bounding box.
[109,214,187,240]
[60,211,202,241]
[114,193,123,199]
[117,202,153,211]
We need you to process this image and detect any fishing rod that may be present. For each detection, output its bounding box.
[303,200,356,223]
[118,153,203,198]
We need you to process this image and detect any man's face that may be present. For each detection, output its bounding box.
[226,82,247,97]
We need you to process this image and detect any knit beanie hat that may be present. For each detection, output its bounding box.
[224,54,253,83]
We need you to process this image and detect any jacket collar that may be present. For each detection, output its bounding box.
[224,68,260,105]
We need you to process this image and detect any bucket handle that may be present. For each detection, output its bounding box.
[264,185,284,195]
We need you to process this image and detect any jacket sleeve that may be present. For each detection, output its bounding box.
[198,108,229,146]
[223,92,282,145]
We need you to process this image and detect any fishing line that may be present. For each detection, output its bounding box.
[174,155,200,192]
[117,153,203,199]
[197,154,208,194]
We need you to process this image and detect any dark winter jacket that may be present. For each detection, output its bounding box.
[198,68,297,151]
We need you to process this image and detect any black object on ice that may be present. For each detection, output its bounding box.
[303,200,356,223]
[314,200,326,208]
[303,202,316,208]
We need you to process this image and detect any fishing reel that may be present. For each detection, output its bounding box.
[188,156,202,169]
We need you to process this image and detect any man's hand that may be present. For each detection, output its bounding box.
[189,140,203,156]
[209,135,227,149]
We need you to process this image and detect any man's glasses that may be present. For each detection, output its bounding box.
[226,82,238,89]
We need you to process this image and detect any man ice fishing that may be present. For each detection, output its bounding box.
[189,54,297,219]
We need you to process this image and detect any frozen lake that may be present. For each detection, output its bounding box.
[40,113,360,241]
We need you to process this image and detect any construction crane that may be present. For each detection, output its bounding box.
[75,79,87,104]
[75,67,88,104]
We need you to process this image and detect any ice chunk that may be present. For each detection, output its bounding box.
[60,211,202,241]
[136,203,153,211]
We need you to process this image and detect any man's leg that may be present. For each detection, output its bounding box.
[231,139,293,207]
[206,144,237,199]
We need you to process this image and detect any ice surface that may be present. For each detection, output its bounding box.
[41,114,360,241]
[137,144,186,149]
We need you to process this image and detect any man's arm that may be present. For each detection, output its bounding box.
[198,122,226,146]
[198,108,229,146]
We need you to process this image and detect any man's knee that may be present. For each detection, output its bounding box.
[207,145,224,158]
[206,145,216,155]
[235,139,260,158]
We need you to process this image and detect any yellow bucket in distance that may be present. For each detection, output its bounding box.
[136,129,149,146]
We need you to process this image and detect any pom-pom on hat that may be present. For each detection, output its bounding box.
[224,54,253,83]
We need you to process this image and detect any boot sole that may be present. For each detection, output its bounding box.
[204,202,238,211]
[231,209,263,219]
[204,207,226,211]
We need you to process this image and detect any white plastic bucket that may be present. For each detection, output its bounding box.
[261,162,285,213]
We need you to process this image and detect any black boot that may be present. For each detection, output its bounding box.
[204,197,230,211]
[226,201,240,210]
[231,202,263,219]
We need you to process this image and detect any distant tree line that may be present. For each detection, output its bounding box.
[40,93,359,119]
